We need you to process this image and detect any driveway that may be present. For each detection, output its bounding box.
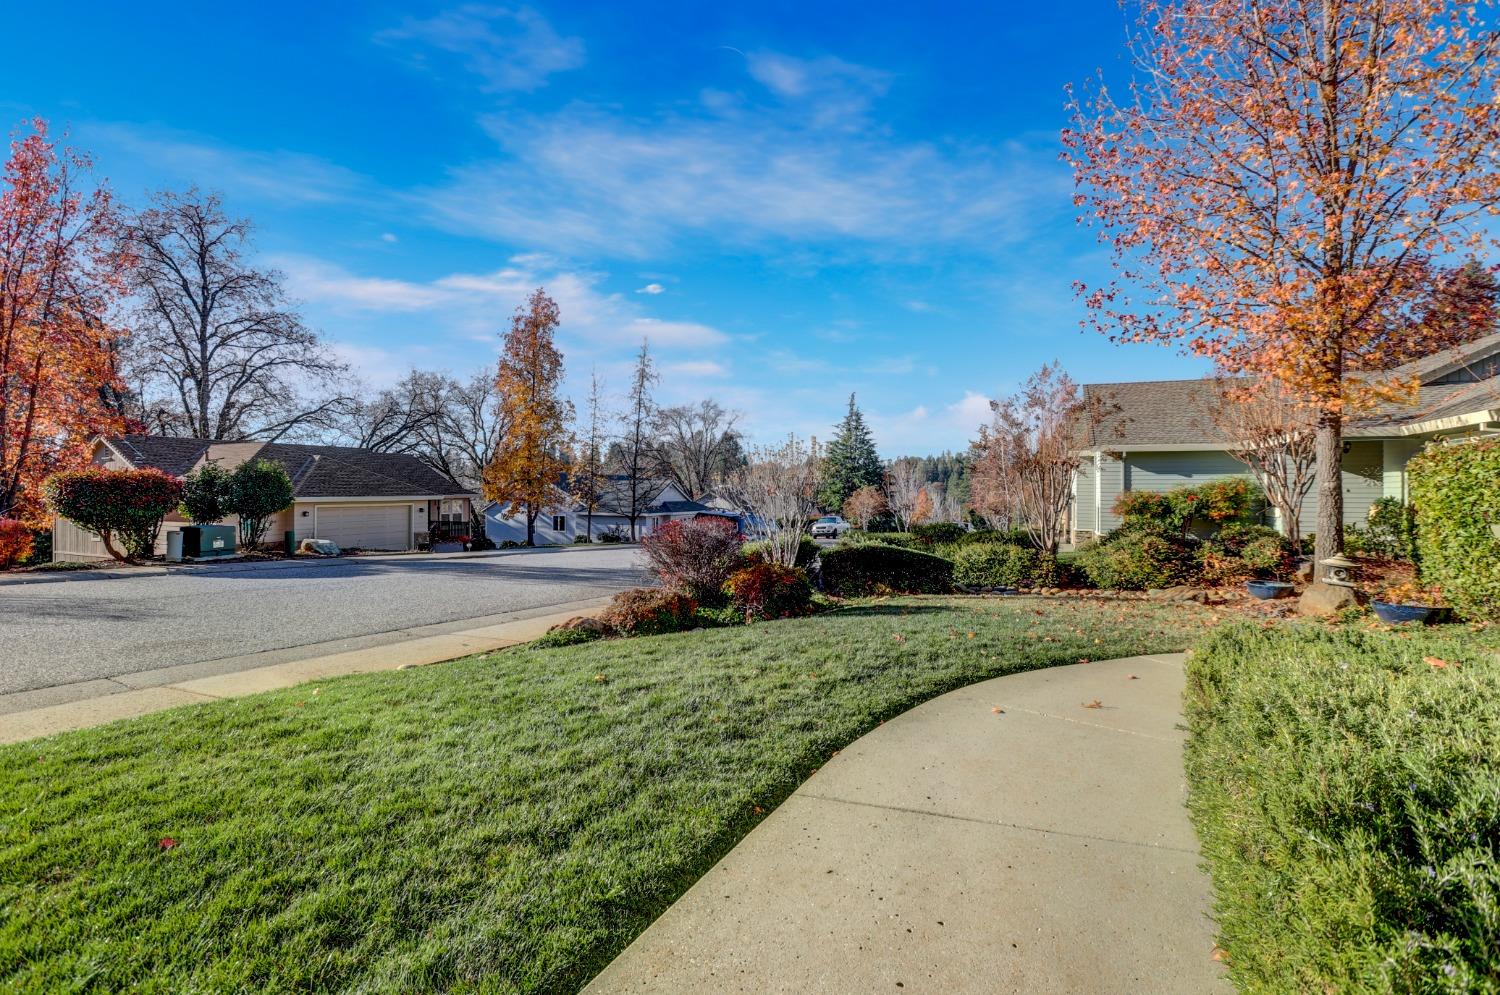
[0,547,644,711]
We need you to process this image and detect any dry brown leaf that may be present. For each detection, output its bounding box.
[1424,656,1452,670]
[1082,699,1104,709]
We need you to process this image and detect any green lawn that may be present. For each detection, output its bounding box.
[1,596,1207,994]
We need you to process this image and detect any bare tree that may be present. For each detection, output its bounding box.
[649,399,742,500]
[1207,378,1318,552]
[976,364,1113,556]
[883,458,926,531]
[968,422,1021,531]
[418,371,506,490]
[332,371,449,454]
[571,368,609,539]
[125,189,347,440]
[614,340,657,540]
[733,435,823,568]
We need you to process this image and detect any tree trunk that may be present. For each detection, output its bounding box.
[525,503,536,546]
[1313,409,1344,579]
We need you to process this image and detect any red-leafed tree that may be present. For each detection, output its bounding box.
[1067,0,1500,575]
[0,120,128,525]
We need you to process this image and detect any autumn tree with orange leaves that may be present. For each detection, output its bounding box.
[483,288,574,546]
[1067,0,1500,575]
[0,120,128,526]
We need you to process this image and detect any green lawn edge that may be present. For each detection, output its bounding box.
[1,595,1205,994]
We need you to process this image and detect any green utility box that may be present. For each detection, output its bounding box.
[182,524,237,559]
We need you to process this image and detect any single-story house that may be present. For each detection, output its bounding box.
[1070,332,1500,542]
[484,477,740,544]
[53,435,477,560]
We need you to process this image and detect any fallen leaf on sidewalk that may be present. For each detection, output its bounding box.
[1211,945,1228,962]
[1127,674,1139,680]
[1082,699,1104,709]
[991,707,1005,714]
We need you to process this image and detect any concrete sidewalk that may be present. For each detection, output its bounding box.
[585,653,1226,994]
[0,596,611,744]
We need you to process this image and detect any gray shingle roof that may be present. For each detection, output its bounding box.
[1081,334,1500,448]
[109,436,474,498]
[1080,380,1226,448]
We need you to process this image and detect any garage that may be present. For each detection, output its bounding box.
[314,504,411,551]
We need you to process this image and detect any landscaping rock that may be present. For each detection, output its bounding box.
[1297,582,1363,617]
[1149,585,1210,604]
[549,616,609,635]
[298,538,341,556]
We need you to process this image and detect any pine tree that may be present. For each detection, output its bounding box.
[817,393,883,510]
[484,288,574,546]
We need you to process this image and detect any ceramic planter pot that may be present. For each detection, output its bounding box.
[1246,580,1296,600]
[1371,600,1434,625]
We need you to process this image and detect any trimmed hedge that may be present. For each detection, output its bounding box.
[743,535,820,569]
[1409,440,1500,620]
[819,544,953,596]
[908,522,968,545]
[952,543,1054,589]
[1185,623,1500,993]
[845,531,920,550]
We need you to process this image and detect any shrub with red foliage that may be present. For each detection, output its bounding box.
[0,519,33,568]
[599,588,700,636]
[44,467,183,562]
[639,517,744,602]
[723,562,814,622]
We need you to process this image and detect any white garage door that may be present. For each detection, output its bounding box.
[315,505,411,550]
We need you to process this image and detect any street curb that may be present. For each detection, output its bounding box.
[0,541,635,587]
[0,596,614,744]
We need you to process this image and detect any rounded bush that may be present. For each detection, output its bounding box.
[45,467,183,562]
[599,588,699,636]
[819,543,953,596]
[723,561,814,621]
[1076,527,1200,590]
[641,517,743,603]
[953,543,1055,589]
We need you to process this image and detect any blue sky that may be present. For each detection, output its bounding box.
[4,2,1209,455]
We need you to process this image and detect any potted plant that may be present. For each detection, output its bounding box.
[1371,581,1446,624]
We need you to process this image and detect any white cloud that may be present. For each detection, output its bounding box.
[662,360,728,378]
[377,5,585,92]
[415,104,1068,257]
[380,232,399,243]
[275,253,729,354]
[744,51,891,127]
[635,282,665,295]
[82,122,372,206]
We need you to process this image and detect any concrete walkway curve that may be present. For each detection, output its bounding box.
[585,653,1227,995]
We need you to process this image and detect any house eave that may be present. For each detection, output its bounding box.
[1351,408,1500,438]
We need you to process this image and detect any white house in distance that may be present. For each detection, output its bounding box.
[483,477,740,544]
[1070,332,1500,542]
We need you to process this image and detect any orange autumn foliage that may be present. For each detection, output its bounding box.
[483,288,574,546]
[0,120,128,526]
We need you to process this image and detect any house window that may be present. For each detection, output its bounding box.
[552,515,567,531]
[441,499,466,522]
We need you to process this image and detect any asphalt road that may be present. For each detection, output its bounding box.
[0,547,645,700]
